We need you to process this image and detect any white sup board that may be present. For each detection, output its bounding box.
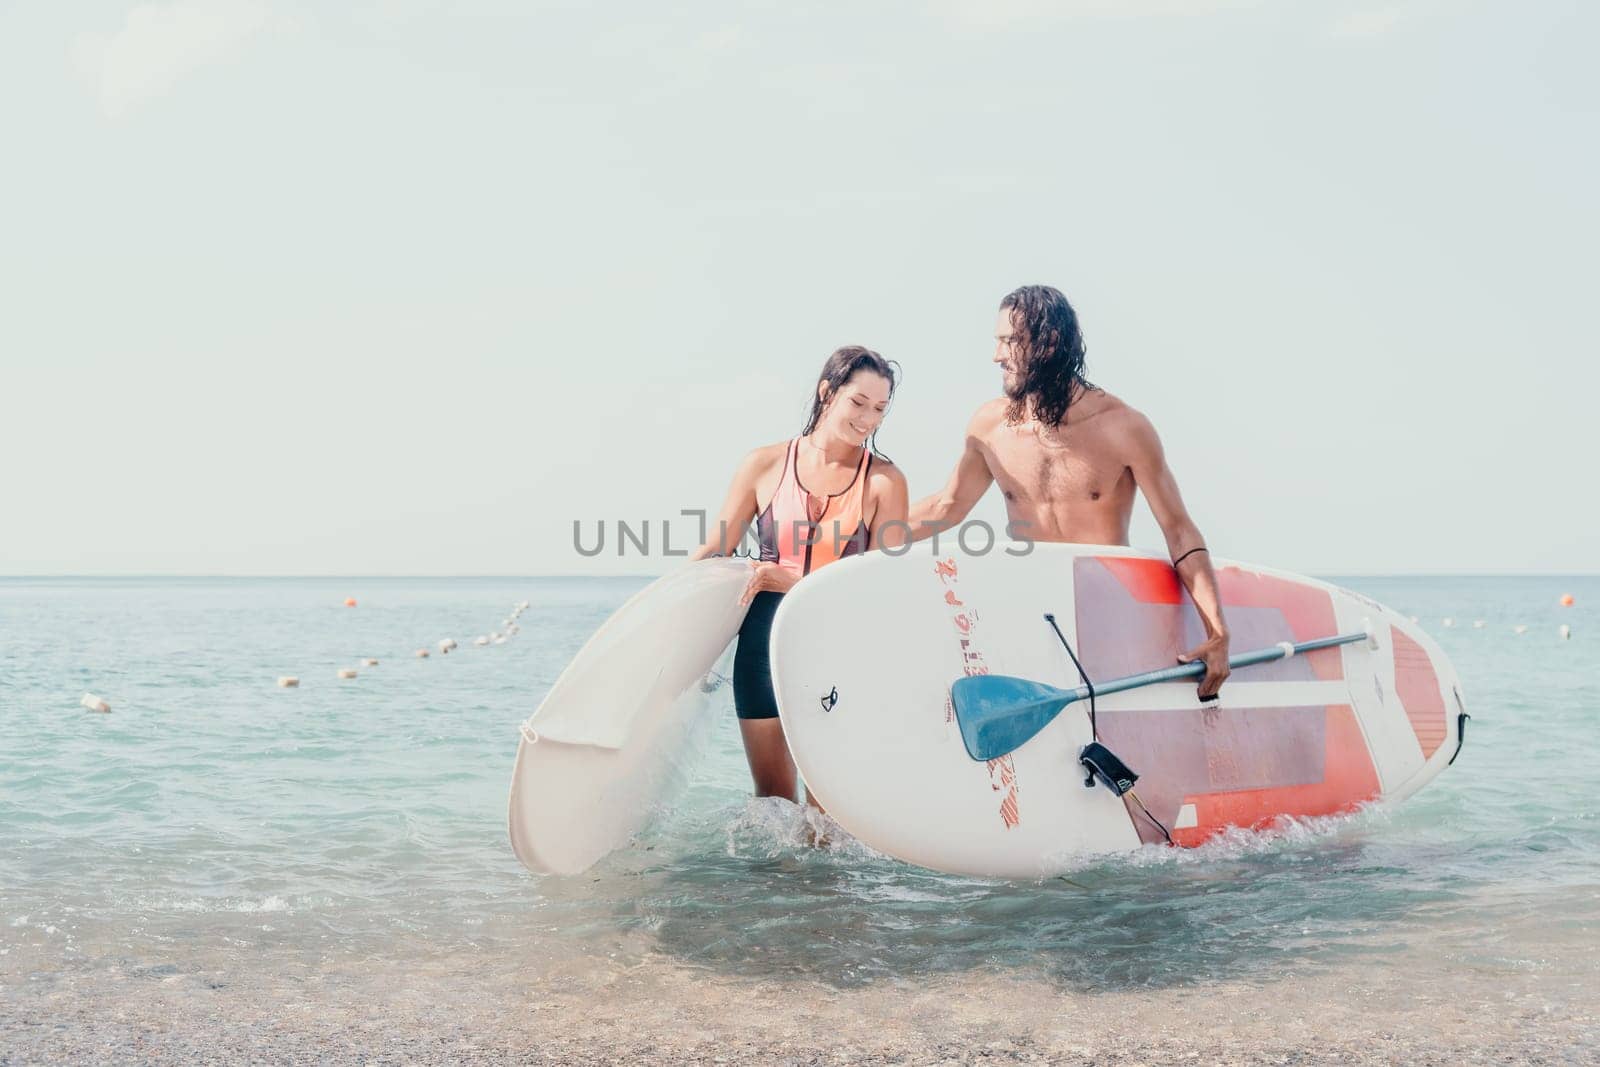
[770,543,1466,879]
[508,559,750,875]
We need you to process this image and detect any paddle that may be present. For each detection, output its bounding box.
[951,630,1373,761]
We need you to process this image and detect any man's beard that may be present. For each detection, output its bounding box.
[1002,371,1028,401]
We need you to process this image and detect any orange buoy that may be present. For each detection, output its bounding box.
[1559,593,1575,607]
[344,597,358,607]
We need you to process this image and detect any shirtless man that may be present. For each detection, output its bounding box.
[908,284,1231,699]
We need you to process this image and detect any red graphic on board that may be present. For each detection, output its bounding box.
[1092,556,1344,681]
[1391,627,1446,759]
[1170,704,1381,847]
[988,755,1020,829]
[936,557,1017,829]
[1078,555,1373,847]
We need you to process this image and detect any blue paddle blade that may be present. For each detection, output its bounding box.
[951,675,1078,761]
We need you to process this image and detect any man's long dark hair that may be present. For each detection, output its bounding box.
[1000,285,1091,428]
[800,345,899,461]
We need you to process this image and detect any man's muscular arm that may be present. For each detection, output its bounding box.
[1124,411,1231,699]
[906,405,996,542]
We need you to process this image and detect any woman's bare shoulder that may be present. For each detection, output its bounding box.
[736,439,792,474]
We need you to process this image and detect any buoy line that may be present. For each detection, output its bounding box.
[269,599,532,690]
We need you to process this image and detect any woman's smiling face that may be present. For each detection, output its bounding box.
[818,370,892,446]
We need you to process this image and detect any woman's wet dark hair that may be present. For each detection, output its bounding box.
[800,345,899,461]
[1000,285,1092,428]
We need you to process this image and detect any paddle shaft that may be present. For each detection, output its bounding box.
[1056,630,1371,706]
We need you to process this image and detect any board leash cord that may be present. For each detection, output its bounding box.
[1045,614,1172,845]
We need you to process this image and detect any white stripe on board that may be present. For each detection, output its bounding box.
[1091,680,1352,713]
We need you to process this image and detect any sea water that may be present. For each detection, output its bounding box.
[2,576,1597,1042]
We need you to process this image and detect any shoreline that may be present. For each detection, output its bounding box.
[6,951,1595,1066]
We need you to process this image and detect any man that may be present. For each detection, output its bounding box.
[908,284,1231,699]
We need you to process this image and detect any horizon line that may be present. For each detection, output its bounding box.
[3,571,1597,580]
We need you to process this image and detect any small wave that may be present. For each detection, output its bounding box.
[722,796,814,857]
[135,894,308,914]
[1029,803,1394,879]
[236,895,290,913]
[1126,804,1391,868]
[721,796,886,864]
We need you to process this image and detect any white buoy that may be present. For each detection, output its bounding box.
[361,658,379,667]
[1442,618,1455,628]
[80,694,111,713]
[1472,620,1486,629]
[337,668,358,679]
[1559,624,1571,641]
[277,676,300,688]
[438,638,457,654]
[474,636,489,647]
[1513,625,1528,635]
[493,636,507,645]
[519,600,529,610]
[415,649,430,658]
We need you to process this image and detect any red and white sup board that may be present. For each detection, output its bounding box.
[770,542,1466,878]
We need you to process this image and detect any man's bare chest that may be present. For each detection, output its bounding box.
[983,430,1131,505]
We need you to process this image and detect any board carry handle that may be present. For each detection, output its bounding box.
[951,630,1373,762]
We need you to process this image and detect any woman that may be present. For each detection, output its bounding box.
[692,346,910,803]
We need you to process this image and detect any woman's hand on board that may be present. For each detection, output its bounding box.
[740,561,799,606]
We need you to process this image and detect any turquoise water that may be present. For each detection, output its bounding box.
[2,576,1597,1000]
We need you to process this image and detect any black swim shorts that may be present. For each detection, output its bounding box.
[732,590,784,720]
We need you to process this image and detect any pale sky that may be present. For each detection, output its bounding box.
[1,0,1594,576]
